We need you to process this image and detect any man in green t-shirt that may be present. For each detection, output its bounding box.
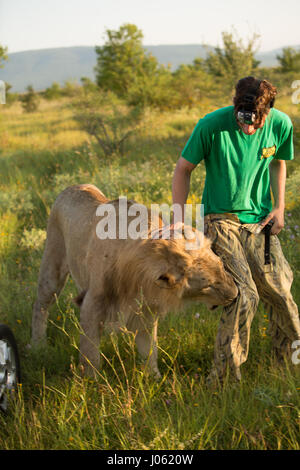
[172,76,300,384]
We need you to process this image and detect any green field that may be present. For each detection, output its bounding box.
[0,94,299,450]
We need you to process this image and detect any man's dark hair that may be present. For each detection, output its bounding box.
[233,76,277,128]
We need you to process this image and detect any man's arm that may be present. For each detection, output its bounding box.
[260,159,286,235]
[172,156,197,223]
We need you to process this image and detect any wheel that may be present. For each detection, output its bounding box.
[0,324,21,412]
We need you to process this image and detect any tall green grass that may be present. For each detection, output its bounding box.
[0,96,299,450]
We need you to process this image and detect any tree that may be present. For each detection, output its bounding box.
[171,61,218,108]
[95,23,143,95]
[20,85,40,112]
[95,23,172,108]
[277,47,300,73]
[205,30,260,89]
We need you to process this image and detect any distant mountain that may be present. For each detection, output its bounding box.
[1,44,300,93]
[0,46,97,93]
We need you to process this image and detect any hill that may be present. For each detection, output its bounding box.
[1,44,300,92]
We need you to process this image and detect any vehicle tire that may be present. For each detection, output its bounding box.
[0,324,21,412]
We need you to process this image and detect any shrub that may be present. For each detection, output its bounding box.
[72,91,143,157]
[20,85,40,113]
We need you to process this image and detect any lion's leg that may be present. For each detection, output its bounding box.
[135,318,161,379]
[79,292,103,378]
[32,226,68,344]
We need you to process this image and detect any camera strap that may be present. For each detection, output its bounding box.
[262,222,273,272]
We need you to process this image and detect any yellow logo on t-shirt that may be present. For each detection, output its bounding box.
[260,145,276,159]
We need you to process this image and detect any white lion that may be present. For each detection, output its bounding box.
[32,184,238,377]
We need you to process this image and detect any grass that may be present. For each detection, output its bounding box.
[0,94,299,450]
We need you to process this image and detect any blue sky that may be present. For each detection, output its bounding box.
[1,0,299,53]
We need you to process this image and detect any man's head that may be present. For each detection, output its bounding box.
[233,77,277,135]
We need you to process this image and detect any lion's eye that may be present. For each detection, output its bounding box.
[158,274,169,282]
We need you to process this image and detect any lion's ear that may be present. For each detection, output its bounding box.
[155,273,177,289]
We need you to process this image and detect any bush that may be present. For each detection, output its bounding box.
[277,47,300,73]
[43,82,62,100]
[72,91,143,157]
[20,85,39,113]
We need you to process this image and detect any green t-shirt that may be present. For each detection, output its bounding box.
[181,106,294,223]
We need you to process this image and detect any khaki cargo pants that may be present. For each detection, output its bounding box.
[204,213,300,383]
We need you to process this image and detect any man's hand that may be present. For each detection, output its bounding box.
[260,206,285,235]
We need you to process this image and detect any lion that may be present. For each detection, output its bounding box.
[31,184,238,378]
